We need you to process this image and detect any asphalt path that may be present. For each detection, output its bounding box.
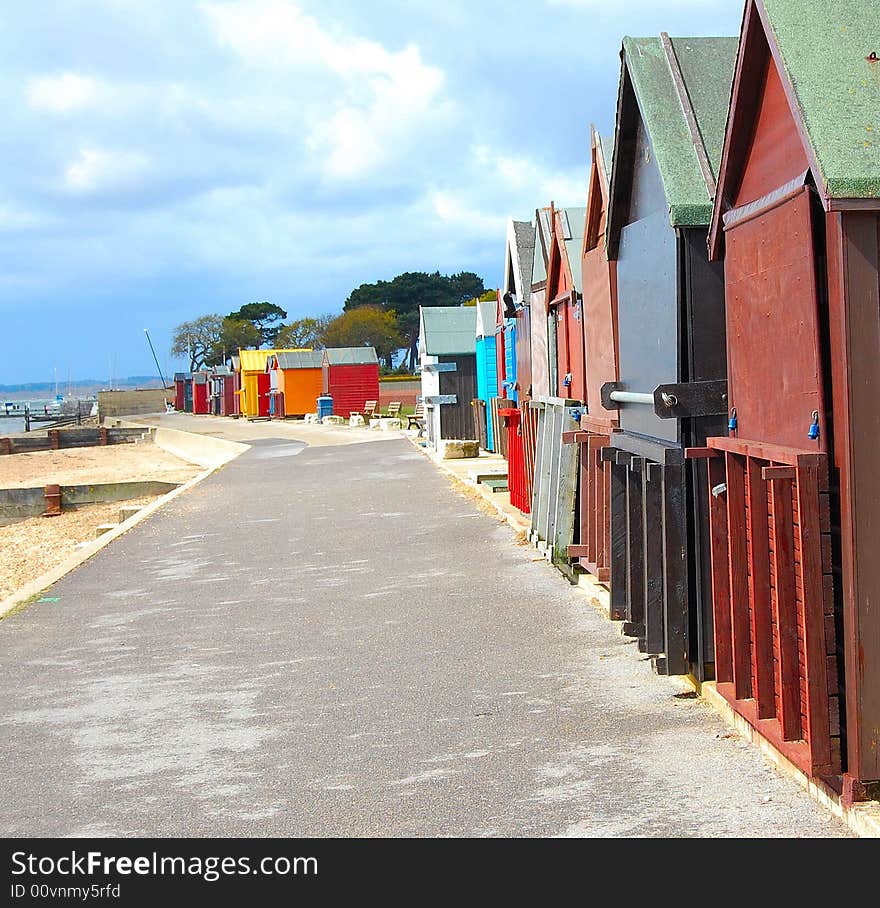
[0,437,850,836]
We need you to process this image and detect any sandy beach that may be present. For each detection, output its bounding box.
[0,444,202,603]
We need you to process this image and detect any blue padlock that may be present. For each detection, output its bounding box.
[808,410,820,440]
[728,407,737,432]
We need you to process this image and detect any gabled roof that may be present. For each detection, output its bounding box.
[583,126,614,255]
[323,347,379,365]
[549,207,587,296]
[475,300,496,339]
[230,355,240,371]
[719,0,880,212]
[273,350,324,370]
[503,219,536,305]
[212,365,232,376]
[531,207,553,289]
[239,348,308,372]
[608,34,738,246]
[419,306,477,356]
[173,372,191,381]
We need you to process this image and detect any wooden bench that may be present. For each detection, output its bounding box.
[384,401,402,420]
[408,402,425,435]
[351,400,378,421]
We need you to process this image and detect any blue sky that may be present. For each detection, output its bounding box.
[0,0,742,383]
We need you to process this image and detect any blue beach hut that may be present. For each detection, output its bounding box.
[474,300,498,451]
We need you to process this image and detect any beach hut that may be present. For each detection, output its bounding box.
[266,350,323,418]
[603,34,736,677]
[487,290,513,459]
[528,206,588,558]
[229,356,242,417]
[205,365,234,416]
[566,128,619,582]
[419,306,478,450]
[237,349,270,418]
[495,289,518,404]
[473,300,498,451]
[173,373,191,412]
[503,219,536,400]
[237,349,306,419]
[322,347,380,418]
[547,206,587,402]
[686,0,880,797]
[192,371,210,415]
[529,208,554,399]
[500,219,538,512]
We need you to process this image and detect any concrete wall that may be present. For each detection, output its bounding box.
[98,389,169,419]
[115,420,248,470]
[379,379,420,408]
[0,480,180,523]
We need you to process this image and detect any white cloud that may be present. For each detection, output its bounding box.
[26,73,102,113]
[202,0,447,178]
[64,146,151,194]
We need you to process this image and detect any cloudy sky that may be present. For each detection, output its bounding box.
[0,0,741,384]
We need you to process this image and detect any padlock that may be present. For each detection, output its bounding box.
[808,410,820,440]
[728,407,737,432]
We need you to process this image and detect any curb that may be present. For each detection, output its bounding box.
[412,434,879,837]
[408,435,530,534]
[678,677,880,837]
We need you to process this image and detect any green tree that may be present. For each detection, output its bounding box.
[170,315,223,371]
[227,301,288,346]
[321,307,403,361]
[275,315,335,350]
[463,290,497,307]
[343,270,486,370]
[205,318,262,366]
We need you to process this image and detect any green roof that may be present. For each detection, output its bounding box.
[622,35,738,225]
[323,347,378,365]
[420,306,477,356]
[275,350,323,369]
[761,0,880,199]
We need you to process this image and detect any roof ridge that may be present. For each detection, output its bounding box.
[661,32,717,198]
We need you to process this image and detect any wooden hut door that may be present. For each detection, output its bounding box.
[725,186,825,449]
[701,184,839,779]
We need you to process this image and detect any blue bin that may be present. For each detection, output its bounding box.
[317,395,333,420]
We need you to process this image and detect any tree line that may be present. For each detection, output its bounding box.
[171,271,493,373]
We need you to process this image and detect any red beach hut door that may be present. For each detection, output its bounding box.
[697,184,840,779]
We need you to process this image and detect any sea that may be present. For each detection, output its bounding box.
[0,398,97,435]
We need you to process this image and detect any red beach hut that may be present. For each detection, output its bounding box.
[322,348,380,418]
[689,0,880,798]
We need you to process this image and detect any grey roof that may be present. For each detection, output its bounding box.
[531,207,553,287]
[558,207,587,294]
[173,372,191,381]
[511,220,536,303]
[476,300,497,338]
[212,365,231,376]
[420,306,477,356]
[599,135,614,184]
[323,347,379,365]
[274,350,324,370]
